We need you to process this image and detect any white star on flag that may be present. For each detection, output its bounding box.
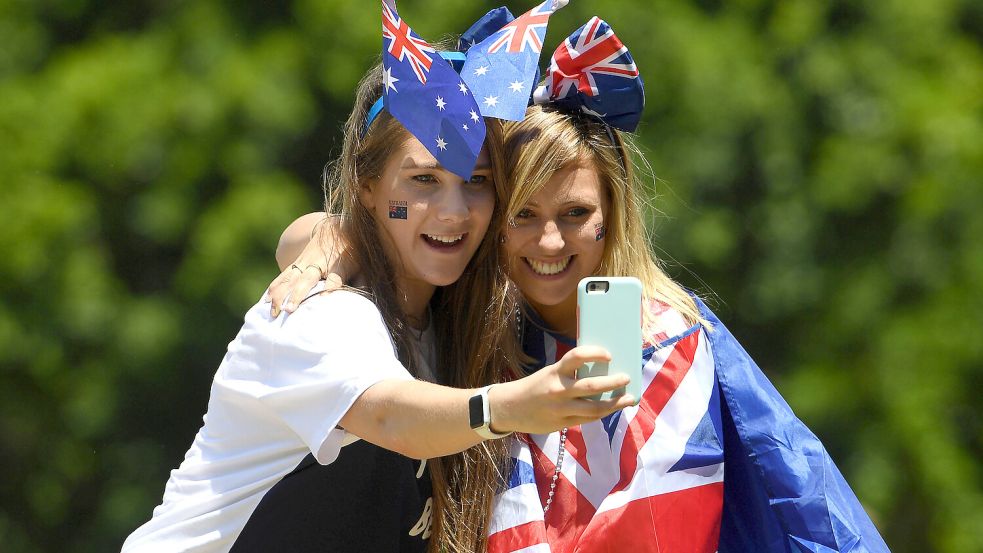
[470,110,479,122]
[435,136,448,150]
[463,124,469,131]
[474,65,489,76]
[382,66,399,93]
[509,80,525,93]
[459,82,468,94]
[483,96,499,107]
[435,96,446,110]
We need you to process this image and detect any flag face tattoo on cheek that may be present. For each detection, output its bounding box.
[389,200,408,220]
[595,223,606,241]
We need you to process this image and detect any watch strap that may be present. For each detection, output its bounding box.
[469,385,512,440]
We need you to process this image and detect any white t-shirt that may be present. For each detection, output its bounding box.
[122,290,415,552]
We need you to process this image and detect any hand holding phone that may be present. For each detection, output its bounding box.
[576,276,643,405]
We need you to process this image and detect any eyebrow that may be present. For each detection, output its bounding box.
[400,158,441,170]
[399,158,492,172]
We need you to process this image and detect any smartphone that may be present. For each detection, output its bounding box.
[576,276,643,405]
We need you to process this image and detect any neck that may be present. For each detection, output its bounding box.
[530,292,577,338]
[395,276,435,330]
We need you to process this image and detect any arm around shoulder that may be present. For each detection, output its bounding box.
[275,212,327,271]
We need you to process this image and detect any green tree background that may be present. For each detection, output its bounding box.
[1,1,981,551]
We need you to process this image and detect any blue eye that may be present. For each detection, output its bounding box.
[566,207,589,217]
[515,208,534,219]
[466,174,492,187]
[412,174,437,183]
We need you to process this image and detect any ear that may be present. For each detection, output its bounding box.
[358,179,377,210]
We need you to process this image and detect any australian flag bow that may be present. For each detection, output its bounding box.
[534,17,645,132]
[460,0,569,122]
[380,0,485,179]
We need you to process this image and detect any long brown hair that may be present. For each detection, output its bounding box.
[324,59,523,553]
[502,105,705,328]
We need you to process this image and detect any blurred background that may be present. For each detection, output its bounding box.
[1,0,981,551]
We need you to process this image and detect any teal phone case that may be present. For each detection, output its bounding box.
[576,276,643,404]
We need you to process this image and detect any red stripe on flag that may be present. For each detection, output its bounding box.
[574,482,724,553]
[527,435,595,553]
[487,520,549,552]
[550,338,589,474]
[554,339,573,359]
[562,426,591,476]
[612,329,700,494]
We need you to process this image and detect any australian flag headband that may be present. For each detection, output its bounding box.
[459,7,644,133]
[371,0,566,179]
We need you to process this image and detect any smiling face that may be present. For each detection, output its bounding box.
[360,135,495,304]
[503,160,609,334]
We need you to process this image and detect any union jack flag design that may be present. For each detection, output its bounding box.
[487,1,556,54]
[382,1,434,84]
[488,305,725,552]
[533,18,645,132]
[379,0,485,179]
[460,0,568,121]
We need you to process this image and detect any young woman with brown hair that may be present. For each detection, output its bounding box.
[122,27,633,553]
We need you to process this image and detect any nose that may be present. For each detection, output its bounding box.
[538,219,565,252]
[435,184,469,223]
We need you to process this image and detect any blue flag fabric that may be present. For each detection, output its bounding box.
[696,299,891,552]
[380,0,485,179]
[460,0,568,121]
[458,7,515,53]
[534,17,645,132]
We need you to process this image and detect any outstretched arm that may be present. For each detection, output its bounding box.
[345,345,635,460]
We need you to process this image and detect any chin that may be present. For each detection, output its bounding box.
[522,285,573,308]
[425,269,469,287]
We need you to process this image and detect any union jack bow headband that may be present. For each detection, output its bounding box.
[533,17,645,132]
[371,0,566,179]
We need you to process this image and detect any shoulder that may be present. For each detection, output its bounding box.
[287,290,385,327]
[642,298,698,348]
[278,290,394,352]
[235,289,395,361]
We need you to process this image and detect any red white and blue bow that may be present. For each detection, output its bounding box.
[533,17,645,132]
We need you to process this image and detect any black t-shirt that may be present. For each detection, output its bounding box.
[231,439,432,553]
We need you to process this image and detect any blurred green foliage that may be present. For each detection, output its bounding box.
[1,1,980,551]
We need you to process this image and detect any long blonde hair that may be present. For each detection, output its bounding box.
[502,105,705,328]
[324,60,523,553]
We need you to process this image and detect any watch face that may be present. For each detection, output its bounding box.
[468,393,485,429]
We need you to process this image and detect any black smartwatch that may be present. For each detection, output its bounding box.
[468,385,513,440]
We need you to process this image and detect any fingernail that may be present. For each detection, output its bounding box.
[284,301,294,313]
[271,307,279,318]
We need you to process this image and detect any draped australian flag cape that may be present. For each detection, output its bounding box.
[699,298,890,553]
[487,299,889,552]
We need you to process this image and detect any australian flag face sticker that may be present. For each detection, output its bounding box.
[389,201,408,220]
